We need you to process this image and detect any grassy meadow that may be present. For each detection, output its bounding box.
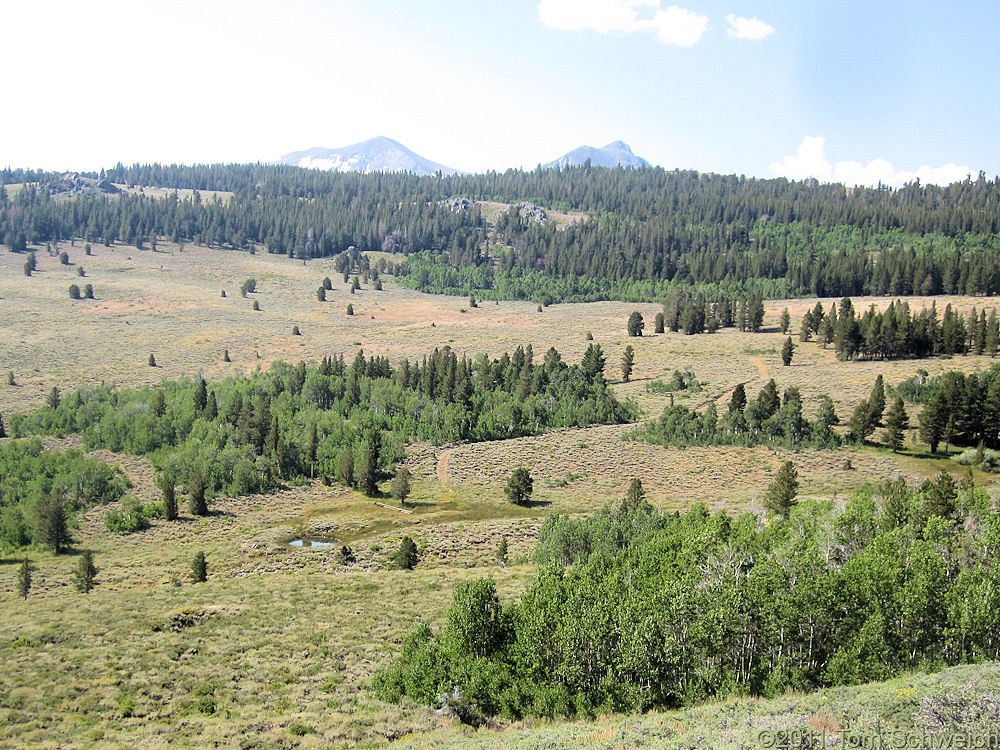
[3,239,1000,747]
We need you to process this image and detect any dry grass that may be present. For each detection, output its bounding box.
[3,239,1000,747]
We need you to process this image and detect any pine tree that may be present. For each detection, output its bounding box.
[358,430,381,497]
[188,472,208,516]
[223,349,231,363]
[654,311,665,334]
[780,308,791,334]
[292,325,301,336]
[986,310,999,357]
[627,311,644,336]
[729,383,747,413]
[74,551,98,593]
[16,558,32,600]
[0,411,5,439]
[764,461,799,519]
[32,494,69,554]
[883,397,909,452]
[47,386,60,409]
[346,304,354,316]
[83,284,94,299]
[848,400,875,443]
[191,551,207,583]
[7,371,14,386]
[781,336,795,366]
[317,286,327,302]
[620,345,635,382]
[624,478,645,507]
[394,536,418,570]
[158,473,177,520]
[581,343,605,380]
[391,466,412,506]
[194,377,208,412]
[68,284,81,300]
[756,379,780,418]
[505,468,533,506]
[148,353,157,367]
[919,392,950,454]
[496,536,508,567]
[868,375,886,426]
[799,317,812,342]
[252,299,260,311]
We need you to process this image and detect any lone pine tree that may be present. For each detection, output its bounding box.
[394,536,418,570]
[505,468,533,506]
[781,336,795,366]
[74,551,98,593]
[620,345,635,382]
[191,551,207,583]
[764,461,799,519]
[627,311,644,337]
[16,558,32,600]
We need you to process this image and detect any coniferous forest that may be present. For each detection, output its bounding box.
[4,163,1000,301]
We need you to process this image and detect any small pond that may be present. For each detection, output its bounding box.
[288,538,334,548]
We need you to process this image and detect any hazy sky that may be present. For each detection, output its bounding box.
[5,0,998,186]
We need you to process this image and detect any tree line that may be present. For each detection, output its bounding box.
[812,297,1000,360]
[375,473,1000,721]
[5,163,1000,302]
[892,364,1000,453]
[9,346,635,511]
[637,378,845,450]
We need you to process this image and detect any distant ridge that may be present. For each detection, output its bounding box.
[544,140,651,169]
[280,136,457,176]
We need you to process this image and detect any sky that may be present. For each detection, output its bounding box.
[5,0,999,187]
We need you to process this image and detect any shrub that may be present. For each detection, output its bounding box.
[105,498,153,534]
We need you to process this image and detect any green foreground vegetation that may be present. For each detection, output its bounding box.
[376,476,1000,723]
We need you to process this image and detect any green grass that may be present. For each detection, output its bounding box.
[4,239,1000,746]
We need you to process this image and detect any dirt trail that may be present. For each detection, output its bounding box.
[699,354,772,412]
[436,447,454,484]
[749,354,770,382]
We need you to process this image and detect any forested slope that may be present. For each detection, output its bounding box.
[3,164,1000,300]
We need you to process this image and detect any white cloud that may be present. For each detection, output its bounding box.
[725,14,774,40]
[651,6,710,47]
[538,0,708,47]
[770,136,972,188]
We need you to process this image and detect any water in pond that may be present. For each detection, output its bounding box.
[288,539,334,548]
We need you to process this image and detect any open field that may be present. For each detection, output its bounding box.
[3,240,1000,747]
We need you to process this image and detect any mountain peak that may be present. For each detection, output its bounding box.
[280,137,456,176]
[603,140,633,152]
[543,141,650,170]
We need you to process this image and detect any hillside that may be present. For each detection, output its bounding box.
[4,163,1000,303]
[2,238,1000,747]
